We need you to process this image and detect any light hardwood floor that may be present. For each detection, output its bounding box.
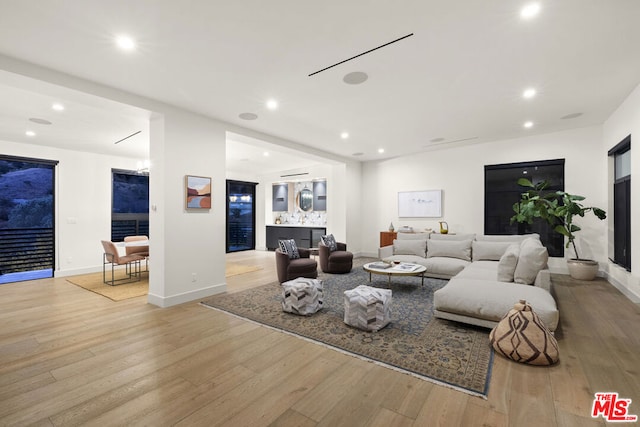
[1,251,638,426]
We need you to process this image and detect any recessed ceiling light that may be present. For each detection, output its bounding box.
[263,152,270,157]
[266,99,278,110]
[341,132,349,139]
[115,34,136,51]
[521,3,541,19]
[378,148,385,154]
[239,112,258,120]
[523,88,536,99]
[524,121,534,128]
[52,103,65,111]
[29,117,52,125]
[343,71,369,85]
[25,130,36,137]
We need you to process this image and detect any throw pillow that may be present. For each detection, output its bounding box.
[472,240,513,261]
[514,238,549,285]
[497,243,520,282]
[489,299,559,366]
[393,239,427,257]
[279,239,300,259]
[321,234,338,252]
[426,239,472,261]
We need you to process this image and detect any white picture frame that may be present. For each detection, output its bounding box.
[398,190,442,218]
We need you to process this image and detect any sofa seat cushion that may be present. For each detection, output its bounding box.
[454,261,499,281]
[424,257,470,277]
[434,278,559,331]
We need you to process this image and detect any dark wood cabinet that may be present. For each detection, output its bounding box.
[266,226,327,250]
[380,231,397,247]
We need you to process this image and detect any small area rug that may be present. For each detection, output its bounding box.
[225,262,263,277]
[66,271,148,301]
[201,258,493,397]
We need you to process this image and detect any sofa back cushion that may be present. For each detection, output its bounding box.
[472,240,513,261]
[514,238,549,285]
[397,232,431,241]
[497,243,520,282]
[393,239,427,257]
[476,234,540,242]
[427,239,472,261]
[430,233,476,241]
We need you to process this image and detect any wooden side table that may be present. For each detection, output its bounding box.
[380,231,397,247]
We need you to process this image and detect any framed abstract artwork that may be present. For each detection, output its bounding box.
[185,175,212,209]
[398,190,442,218]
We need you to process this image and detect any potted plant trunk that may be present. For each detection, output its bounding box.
[511,178,606,281]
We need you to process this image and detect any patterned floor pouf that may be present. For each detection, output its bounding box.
[343,285,392,331]
[281,278,324,315]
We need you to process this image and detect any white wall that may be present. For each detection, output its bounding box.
[360,126,608,271]
[0,139,139,275]
[603,81,640,302]
[146,109,227,307]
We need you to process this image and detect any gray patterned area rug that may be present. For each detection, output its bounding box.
[201,258,493,397]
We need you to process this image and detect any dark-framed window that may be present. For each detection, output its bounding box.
[0,154,58,283]
[608,135,631,270]
[111,169,149,242]
[485,159,565,257]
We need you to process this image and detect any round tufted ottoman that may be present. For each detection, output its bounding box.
[343,285,392,331]
[281,278,323,316]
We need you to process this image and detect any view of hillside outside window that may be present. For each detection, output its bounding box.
[111,169,149,242]
[0,156,57,284]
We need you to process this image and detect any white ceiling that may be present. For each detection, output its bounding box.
[0,1,639,166]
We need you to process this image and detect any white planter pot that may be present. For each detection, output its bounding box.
[567,259,599,281]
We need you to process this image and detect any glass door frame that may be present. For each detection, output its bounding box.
[226,179,258,253]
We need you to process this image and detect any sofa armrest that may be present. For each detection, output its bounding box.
[378,245,393,259]
[534,269,551,292]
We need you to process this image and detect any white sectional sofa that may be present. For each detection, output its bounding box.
[378,232,559,332]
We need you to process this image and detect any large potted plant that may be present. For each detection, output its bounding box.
[511,178,606,280]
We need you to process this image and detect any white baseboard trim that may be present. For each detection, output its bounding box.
[55,265,103,277]
[357,251,378,258]
[602,271,640,304]
[147,282,227,308]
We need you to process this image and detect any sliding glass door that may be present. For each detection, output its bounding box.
[226,180,257,252]
[0,155,57,284]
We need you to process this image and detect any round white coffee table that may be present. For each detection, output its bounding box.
[363,262,427,286]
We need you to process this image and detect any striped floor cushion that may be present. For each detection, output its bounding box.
[343,285,392,331]
[281,278,323,316]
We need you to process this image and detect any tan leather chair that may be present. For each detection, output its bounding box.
[124,235,149,271]
[101,240,145,285]
[275,247,318,283]
[319,241,353,274]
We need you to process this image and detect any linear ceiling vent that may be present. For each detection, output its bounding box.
[114,130,141,144]
[308,33,414,77]
[280,172,310,178]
